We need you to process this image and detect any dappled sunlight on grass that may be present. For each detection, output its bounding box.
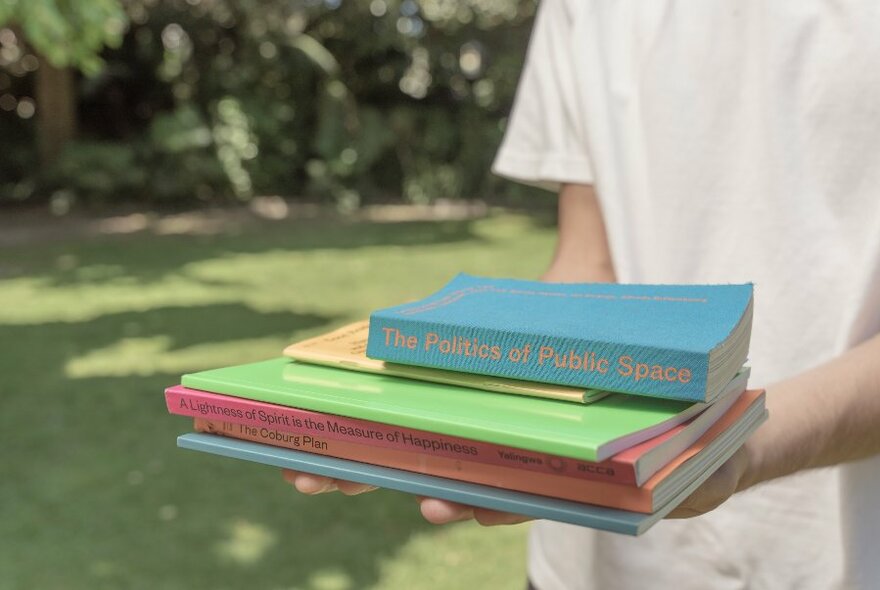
[0,273,240,324]
[64,336,291,378]
[214,518,279,566]
[1,212,555,589]
[370,520,529,589]
[1,215,552,327]
[305,568,356,590]
[64,335,173,378]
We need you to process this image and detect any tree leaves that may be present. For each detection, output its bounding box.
[1,0,126,74]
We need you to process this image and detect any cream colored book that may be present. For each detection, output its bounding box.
[283,321,609,404]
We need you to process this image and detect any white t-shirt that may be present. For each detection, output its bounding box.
[492,2,880,589]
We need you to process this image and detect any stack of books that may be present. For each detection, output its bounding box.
[166,274,765,535]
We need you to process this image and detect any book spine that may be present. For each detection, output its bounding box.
[166,386,636,485]
[194,418,653,513]
[366,315,709,401]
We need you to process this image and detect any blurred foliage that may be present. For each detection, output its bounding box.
[0,0,126,73]
[0,0,544,208]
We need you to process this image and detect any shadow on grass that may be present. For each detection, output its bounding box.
[0,263,449,588]
[7,217,488,289]
[1,307,442,590]
[0,210,551,588]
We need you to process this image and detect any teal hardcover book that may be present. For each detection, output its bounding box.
[180,358,748,462]
[366,274,753,402]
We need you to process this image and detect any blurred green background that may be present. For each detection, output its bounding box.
[0,1,561,588]
[0,0,544,209]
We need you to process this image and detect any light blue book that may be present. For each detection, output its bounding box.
[367,274,753,402]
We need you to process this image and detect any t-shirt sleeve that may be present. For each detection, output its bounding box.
[491,0,594,192]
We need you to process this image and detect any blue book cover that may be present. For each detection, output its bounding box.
[367,274,753,402]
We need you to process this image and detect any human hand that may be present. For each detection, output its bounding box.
[282,470,377,496]
[282,454,752,526]
[664,445,752,518]
[412,444,754,525]
[409,443,753,525]
[281,469,532,525]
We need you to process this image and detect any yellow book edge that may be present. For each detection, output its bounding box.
[283,320,608,404]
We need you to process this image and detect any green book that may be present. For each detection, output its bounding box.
[181,358,747,462]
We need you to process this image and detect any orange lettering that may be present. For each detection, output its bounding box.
[424,332,439,350]
[617,355,634,377]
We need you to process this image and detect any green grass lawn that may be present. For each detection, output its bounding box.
[0,208,557,590]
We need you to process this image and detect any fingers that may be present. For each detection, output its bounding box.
[280,470,530,525]
[283,470,337,494]
[472,508,533,526]
[336,479,379,495]
[418,497,532,526]
[665,505,708,519]
[666,481,728,519]
[281,470,377,496]
[665,448,750,519]
[418,497,475,524]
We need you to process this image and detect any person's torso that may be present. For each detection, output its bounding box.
[529,2,880,588]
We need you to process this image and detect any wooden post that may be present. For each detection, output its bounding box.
[35,55,77,165]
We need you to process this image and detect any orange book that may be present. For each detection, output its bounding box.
[194,389,765,514]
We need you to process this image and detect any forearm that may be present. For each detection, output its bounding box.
[543,183,617,283]
[741,331,880,489]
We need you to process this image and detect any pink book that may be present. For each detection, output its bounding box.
[167,383,744,486]
[193,389,765,513]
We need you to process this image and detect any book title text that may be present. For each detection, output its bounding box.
[380,327,693,385]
